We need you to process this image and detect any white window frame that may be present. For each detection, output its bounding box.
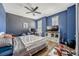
[37,20,42,33]
[52,16,59,26]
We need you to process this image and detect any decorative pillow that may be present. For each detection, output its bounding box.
[0,34,13,39]
[4,34,13,39]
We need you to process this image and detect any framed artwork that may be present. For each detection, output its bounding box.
[23,23,28,29]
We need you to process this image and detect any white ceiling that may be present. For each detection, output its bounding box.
[3,3,74,20]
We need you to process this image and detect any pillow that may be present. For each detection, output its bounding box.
[21,33,26,36]
[0,34,13,39]
[4,34,13,39]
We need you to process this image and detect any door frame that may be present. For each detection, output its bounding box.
[76,3,78,56]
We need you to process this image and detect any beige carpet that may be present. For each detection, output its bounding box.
[33,40,75,56]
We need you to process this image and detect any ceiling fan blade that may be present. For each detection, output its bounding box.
[24,6,32,11]
[35,11,41,14]
[26,12,32,14]
[33,6,38,11]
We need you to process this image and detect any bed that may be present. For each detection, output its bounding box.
[13,35,47,56]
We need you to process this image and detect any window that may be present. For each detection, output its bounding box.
[37,20,42,33]
[30,21,35,28]
[52,16,59,26]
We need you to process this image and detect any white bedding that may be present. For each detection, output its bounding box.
[13,35,47,53]
[0,38,12,47]
[19,35,47,51]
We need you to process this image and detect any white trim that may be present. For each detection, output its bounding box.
[76,3,78,56]
[37,20,42,34]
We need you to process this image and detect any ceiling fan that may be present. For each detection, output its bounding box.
[24,4,41,16]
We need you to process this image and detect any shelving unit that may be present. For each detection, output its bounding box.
[46,30,60,44]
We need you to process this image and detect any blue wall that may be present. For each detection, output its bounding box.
[59,11,67,43]
[35,20,38,30]
[35,5,76,44]
[67,5,76,43]
[46,16,52,26]
[42,17,47,36]
[0,4,6,33]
